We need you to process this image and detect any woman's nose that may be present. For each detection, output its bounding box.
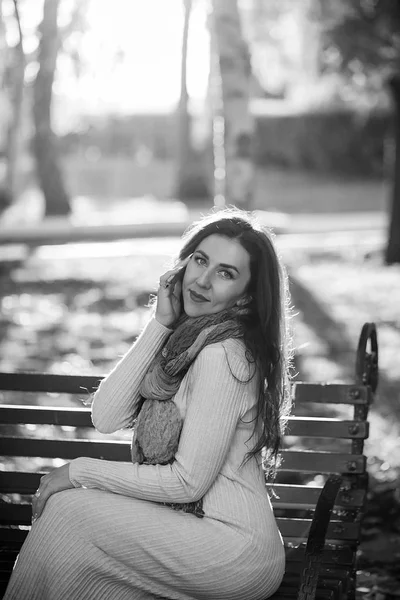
[196,269,211,288]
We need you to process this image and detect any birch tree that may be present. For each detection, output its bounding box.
[176,0,194,199]
[5,0,25,204]
[0,0,11,212]
[0,0,25,211]
[210,0,254,209]
[175,0,210,204]
[33,0,71,217]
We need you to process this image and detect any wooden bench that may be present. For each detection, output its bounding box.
[0,322,378,600]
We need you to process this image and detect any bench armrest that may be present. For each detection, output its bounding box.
[297,473,343,600]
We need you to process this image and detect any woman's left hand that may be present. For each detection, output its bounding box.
[32,463,74,523]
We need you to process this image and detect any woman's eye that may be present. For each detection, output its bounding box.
[220,270,233,280]
[195,256,206,265]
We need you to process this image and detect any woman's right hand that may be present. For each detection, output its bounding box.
[155,255,191,328]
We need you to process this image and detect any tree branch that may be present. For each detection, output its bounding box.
[12,0,24,56]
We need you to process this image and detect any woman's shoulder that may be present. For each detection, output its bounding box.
[221,337,247,360]
[195,338,255,382]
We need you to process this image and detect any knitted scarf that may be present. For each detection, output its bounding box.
[131,307,245,518]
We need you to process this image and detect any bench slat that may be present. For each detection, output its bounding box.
[0,438,366,474]
[0,373,102,394]
[282,574,344,595]
[284,563,350,579]
[0,529,28,546]
[284,544,354,565]
[0,405,93,427]
[0,527,355,565]
[1,496,350,524]
[0,562,348,597]
[0,473,366,510]
[1,504,32,524]
[0,437,130,461]
[0,531,356,572]
[0,551,19,566]
[286,417,368,439]
[271,484,365,509]
[0,504,360,541]
[0,472,42,494]
[271,585,336,599]
[293,383,372,405]
[280,450,366,474]
[0,405,368,439]
[0,376,371,406]
[277,518,360,541]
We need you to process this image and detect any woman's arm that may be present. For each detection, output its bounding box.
[70,344,250,503]
[91,317,172,433]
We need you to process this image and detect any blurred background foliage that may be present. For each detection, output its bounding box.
[0,0,399,208]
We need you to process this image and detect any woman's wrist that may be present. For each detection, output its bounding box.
[69,457,84,488]
[154,315,174,330]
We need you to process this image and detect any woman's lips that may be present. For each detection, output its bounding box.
[189,290,210,303]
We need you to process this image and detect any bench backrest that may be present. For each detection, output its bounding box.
[0,381,372,553]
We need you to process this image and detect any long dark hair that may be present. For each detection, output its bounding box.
[178,207,293,478]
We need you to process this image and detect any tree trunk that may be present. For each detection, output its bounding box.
[33,0,70,217]
[5,0,25,202]
[0,0,12,212]
[208,20,226,207]
[292,0,322,103]
[210,0,254,209]
[0,0,6,93]
[385,76,400,265]
[175,0,210,203]
[176,0,192,194]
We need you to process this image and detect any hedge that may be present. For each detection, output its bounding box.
[60,107,393,178]
[254,106,393,178]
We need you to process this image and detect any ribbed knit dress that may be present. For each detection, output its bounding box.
[4,318,285,600]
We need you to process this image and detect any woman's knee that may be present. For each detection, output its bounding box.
[32,489,81,549]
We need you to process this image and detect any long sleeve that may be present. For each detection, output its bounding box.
[69,344,250,503]
[91,317,172,433]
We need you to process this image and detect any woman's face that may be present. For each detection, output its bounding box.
[182,234,251,317]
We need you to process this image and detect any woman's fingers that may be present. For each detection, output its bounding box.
[159,255,192,290]
[155,256,191,327]
[31,464,73,523]
[171,278,182,306]
[32,476,50,521]
[170,255,192,284]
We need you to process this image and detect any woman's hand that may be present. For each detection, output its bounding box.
[155,255,191,328]
[32,463,74,523]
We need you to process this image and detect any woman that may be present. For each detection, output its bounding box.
[5,208,293,600]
